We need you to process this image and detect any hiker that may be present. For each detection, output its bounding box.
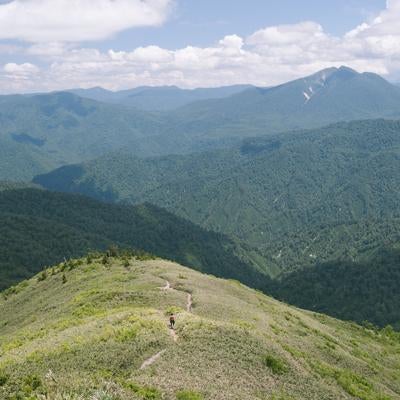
[169,314,176,329]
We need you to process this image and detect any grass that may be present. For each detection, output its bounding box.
[176,390,203,400]
[263,355,288,375]
[0,254,400,399]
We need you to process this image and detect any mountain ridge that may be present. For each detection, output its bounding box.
[1,255,399,399]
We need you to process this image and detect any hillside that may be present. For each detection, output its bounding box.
[0,188,270,291]
[271,246,400,330]
[35,119,400,252]
[1,256,400,399]
[69,85,252,111]
[0,92,163,180]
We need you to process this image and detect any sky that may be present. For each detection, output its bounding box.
[1,0,400,93]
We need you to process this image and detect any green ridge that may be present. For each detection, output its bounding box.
[1,256,399,399]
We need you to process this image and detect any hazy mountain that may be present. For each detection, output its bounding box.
[3,66,400,181]
[69,84,253,111]
[165,66,400,140]
[0,91,164,180]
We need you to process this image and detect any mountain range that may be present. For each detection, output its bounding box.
[35,118,400,257]
[68,84,252,111]
[2,66,400,181]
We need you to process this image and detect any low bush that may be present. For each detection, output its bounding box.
[176,390,203,400]
[263,355,288,375]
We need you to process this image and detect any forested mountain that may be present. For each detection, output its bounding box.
[0,92,163,180]
[271,246,400,329]
[3,67,400,181]
[2,256,400,399]
[164,66,400,139]
[0,188,269,291]
[35,119,400,253]
[69,84,252,111]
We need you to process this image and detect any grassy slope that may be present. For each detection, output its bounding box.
[0,188,271,291]
[1,256,400,399]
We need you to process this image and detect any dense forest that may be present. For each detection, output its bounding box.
[271,246,400,329]
[0,188,269,291]
[35,119,400,255]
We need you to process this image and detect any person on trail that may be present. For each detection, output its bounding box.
[169,314,176,329]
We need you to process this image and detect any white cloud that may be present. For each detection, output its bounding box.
[0,0,173,42]
[4,62,39,75]
[1,0,400,92]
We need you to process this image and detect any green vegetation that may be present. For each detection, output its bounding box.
[34,118,400,328]
[270,246,400,329]
[1,256,399,399]
[0,92,164,180]
[176,390,203,400]
[0,188,270,291]
[3,67,400,181]
[36,119,400,252]
[262,355,288,375]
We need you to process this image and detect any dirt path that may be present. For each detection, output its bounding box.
[169,328,178,342]
[159,280,171,290]
[140,349,166,370]
[187,293,193,313]
[140,282,194,370]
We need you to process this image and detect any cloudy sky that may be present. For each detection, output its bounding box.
[1,0,399,93]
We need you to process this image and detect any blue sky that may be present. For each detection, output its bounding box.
[0,0,398,93]
[100,0,386,50]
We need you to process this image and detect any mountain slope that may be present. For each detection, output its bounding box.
[69,84,252,111]
[35,119,400,252]
[271,246,400,330]
[0,188,270,291]
[167,66,400,140]
[1,256,399,399]
[0,92,163,180]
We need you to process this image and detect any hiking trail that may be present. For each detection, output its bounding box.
[140,280,192,369]
[159,280,171,290]
[187,293,193,313]
[140,349,166,370]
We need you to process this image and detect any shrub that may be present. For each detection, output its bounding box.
[125,382,162,399]
[123,258,130,268]
[0,372,8,386]
[107,245,119,258]
[37,270,47,282]
[176,390,203,400]
[102,255,110,265]
[62,274,67,284]
[263,355,288,375]
[23,374,42,393]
